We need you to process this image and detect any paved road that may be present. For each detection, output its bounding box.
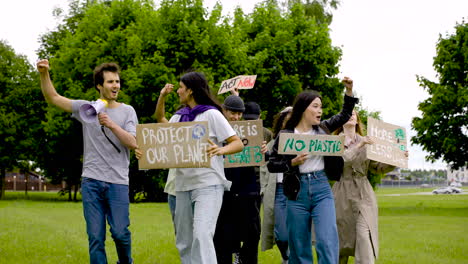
[379,192,467,196]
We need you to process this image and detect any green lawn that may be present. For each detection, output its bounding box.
[0,189,467,264]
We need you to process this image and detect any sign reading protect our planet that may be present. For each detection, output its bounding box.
[366,117,408,168]
[136,122,211,169]
[217,75,257,95]
[224,120,265,168]
[278,133,345,156]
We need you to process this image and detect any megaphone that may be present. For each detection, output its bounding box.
[79,99,108,123]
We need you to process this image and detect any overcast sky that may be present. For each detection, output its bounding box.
[1,0,466,170]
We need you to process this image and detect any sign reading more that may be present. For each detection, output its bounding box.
[218,75,257,95]
[224,120,265,168]
[136,122,211,169]
[278,133,345,156]
[366,117,408,168]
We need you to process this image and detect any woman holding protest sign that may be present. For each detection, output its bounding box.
[267,77,358,264]
[332,111,408,264]
[169,71,243,264]
[137,72,243,263]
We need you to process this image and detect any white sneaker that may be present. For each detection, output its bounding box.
[233,252,241,264]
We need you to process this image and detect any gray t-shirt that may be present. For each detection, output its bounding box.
[72,100,138,185]
[169,109,235,192]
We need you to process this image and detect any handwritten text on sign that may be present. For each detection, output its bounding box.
[278,133,345,156]
[366,117,408,168]
[136,122,210,169]
[224,120,265,168]
[218,75,257,95]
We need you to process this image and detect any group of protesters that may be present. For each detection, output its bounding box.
[37,59,405,264]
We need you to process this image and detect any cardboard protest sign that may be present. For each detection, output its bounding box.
[136,121,210,169]
[278,133,345,156]
[366,117,408,168]
[217,75,257,95]
[224,120,266,168]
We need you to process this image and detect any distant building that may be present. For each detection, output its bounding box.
[383,167,403,180]
[447,166,468,183]
[5,171,64,191]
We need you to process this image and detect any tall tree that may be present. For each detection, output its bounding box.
[36,0,346,201]
[286,0,339,25]
[0,40,45,199]
[233,0,343,127]
[412,21,468,170]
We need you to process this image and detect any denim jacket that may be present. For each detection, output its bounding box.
[267,95,359,200]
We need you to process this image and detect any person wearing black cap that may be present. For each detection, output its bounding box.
[243,101,273,143]
[214,95,265,264]
[222,95,245,121]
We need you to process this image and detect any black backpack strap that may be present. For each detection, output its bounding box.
[101,126,121,153]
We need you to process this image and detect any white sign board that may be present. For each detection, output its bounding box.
[217,75,257,95]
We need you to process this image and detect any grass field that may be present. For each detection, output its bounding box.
[0,188,467,264]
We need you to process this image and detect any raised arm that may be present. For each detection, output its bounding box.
[153,83,174,123]
[321,77,359,133]
[37,59,72,112]
[342,76,353,97]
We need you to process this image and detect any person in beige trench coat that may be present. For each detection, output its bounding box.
[332,111,407,264]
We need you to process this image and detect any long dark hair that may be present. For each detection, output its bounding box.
[333,110,364,136]
[180,71,222,111]
[284,90,322,130]
[272,106,292,138]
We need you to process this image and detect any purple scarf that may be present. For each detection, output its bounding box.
[176,105,218,122]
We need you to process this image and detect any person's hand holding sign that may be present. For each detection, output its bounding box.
[135,148,143,160]
[207,139,223,157]
[358,136,374,149]
[342,76,353,96]
[230,87,240,96]
[291,153,309,167]
[260,141,268,155]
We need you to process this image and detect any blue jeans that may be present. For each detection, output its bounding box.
[175,185,224,264]
[168,194,177,234]
[274,183,289,260]
[81,177,133,264]
[286,170,338,264]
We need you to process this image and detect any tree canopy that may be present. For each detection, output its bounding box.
[25,0,347,201]
[412,21,468,170]
[0,40,45,199]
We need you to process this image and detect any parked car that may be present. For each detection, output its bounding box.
[450,182,462,187]
[432,187,452,194]
[432,186,464,194]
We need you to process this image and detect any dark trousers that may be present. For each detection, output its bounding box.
[214,193,261,264]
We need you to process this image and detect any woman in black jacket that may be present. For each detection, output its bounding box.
[267,77,358,264]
